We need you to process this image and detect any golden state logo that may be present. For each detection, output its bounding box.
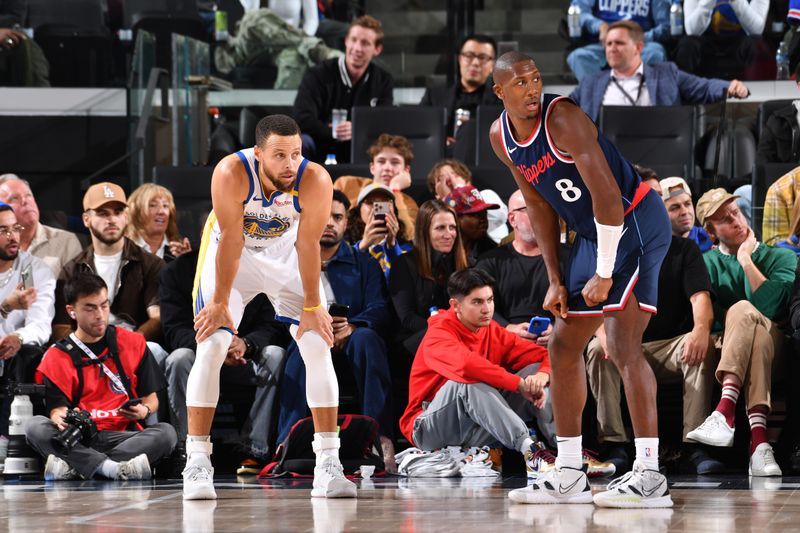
[243,214,291,239]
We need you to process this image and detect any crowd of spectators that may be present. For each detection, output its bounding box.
[8,1,800,482]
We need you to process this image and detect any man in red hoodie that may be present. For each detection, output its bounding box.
[400,268,552,456]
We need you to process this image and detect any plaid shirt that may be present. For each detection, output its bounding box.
[763,168,800,245]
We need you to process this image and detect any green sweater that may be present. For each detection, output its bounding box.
[703,244,797,329]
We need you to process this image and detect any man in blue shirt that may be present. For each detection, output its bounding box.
[276,190,396,470]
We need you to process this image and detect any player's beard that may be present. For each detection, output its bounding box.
[263,165,296,193]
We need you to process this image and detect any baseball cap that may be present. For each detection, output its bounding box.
[445,185,500,215]
[695,188,740,226]
[83,182,127,211]
[659,177,692,201]
[357,183,396,206]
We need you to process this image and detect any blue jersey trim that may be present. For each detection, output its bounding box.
[293,158,308,212]
[236,151,255,205]
[275,314,300,326]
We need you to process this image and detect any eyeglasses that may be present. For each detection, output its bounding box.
[460,52,494,64]
[0,224,24,238]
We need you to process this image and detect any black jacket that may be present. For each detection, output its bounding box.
[388,249,457,337]
[159,249,289,353]
[0,0,25,28]
[293,57,394,163]
[757,104,800,165]
[419,77,500,135]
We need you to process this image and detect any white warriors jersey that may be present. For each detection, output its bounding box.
[205,148,307,249]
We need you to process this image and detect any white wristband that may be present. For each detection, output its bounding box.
[595,219,624,278]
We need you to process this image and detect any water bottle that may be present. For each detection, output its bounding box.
[567,0,582,39]
[777,42,790,80]
[214,5,229,42]
[669,0,683,37]
[324,153,338,165]
[429,306,439,316]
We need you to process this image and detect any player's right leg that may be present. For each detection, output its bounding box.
[183,234,248,500]
[509,315,601,504]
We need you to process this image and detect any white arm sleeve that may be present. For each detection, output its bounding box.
[730,0,769,35]
[301,0,319,36]
[595,219,624,279]
[684,0,716,36]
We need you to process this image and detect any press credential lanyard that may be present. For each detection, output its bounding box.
[69,333,128,397]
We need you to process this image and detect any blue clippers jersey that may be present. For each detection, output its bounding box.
[499,94,642,239]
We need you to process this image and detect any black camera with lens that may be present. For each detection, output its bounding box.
[52,410,98,451]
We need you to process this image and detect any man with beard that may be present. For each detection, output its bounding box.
[185,115,355,500]
[52,183,165,350]
[0,174,82,277]
[276,190,394,471]
[0,202,55,384]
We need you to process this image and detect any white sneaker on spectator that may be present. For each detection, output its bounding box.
[686,411,735,447]
[593,460,673,508]
[183,462,217,500]
[118,453,151,480]
[508,464,593,504]
[44,455,80,481]
[749,443,782,477]
[311,456,357,498]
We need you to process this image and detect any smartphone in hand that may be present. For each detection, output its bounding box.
[120,397,143,411]
[328,303,350,318]
[528,316,551,336]
[372,201,391,222]
[20,265,33,290]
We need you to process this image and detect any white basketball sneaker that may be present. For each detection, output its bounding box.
[311,456,357,498]
[686,411,735,447]
[118,453,151,480]
[44,455,80,481]
[593,460,673,508]
[508,464,593,504]
[749,443,782,477]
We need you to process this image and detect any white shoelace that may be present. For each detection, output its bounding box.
[184,464,213,482]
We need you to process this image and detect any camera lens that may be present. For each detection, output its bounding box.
[52,426,82,451]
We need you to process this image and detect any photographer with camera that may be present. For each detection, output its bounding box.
[25,272,176,480]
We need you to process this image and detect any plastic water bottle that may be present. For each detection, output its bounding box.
[567,1,581,39]
[669,0,683,37]
[324,153,338,165]
[429,306,439,316]
[777,42,790,80]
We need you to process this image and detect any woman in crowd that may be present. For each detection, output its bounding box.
[126,184,191,261]
[389,199,468,362]
[427,159,508,243]
[347,183,412,278]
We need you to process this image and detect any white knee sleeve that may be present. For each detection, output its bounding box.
[290,325,338,408]
[186,330,231,408]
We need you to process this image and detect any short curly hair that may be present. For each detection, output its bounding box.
[426,159,472,196]
[367,134,414,166]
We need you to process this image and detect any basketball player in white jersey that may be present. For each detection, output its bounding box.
[183,115,356,500]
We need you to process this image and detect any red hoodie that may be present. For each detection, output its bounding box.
[399,308,550,445]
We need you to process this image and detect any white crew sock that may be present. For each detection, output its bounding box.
[555,435,583,469]
[520,437,535,454]
[99,459,119,479]
[635,437,659,471]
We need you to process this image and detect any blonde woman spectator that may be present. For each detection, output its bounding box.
[126,184,191,261]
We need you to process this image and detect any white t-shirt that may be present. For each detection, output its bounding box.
[94,251,123,304]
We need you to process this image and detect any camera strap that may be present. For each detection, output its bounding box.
[68,331,130,399]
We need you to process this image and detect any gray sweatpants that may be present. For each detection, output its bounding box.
[26,416,177,479]
[412,363,555,452]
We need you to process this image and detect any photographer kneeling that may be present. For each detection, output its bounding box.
[26,272,176,480]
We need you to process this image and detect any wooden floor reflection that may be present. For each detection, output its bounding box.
[2,475,800,532]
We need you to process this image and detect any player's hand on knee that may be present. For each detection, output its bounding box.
[194,302,236,343]
[582,274,612,307]
[298,306,334,347]
[543,283,569,319]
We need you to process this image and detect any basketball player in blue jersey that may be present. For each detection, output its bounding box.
[490,52,673,508]
[183,115,356,500]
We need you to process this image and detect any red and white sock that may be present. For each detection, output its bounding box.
[716,382,740,427]
[748,405,769,455]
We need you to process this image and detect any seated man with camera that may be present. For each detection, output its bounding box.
[25,272,176,480]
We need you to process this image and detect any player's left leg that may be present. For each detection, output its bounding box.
[593,297,673,508]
